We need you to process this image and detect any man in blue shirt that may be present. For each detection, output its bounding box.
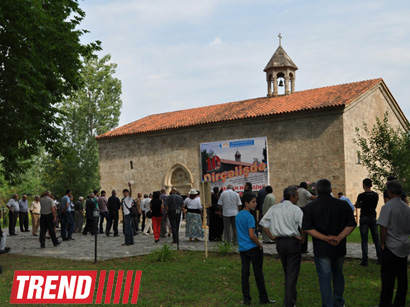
[6,194,19,236]
[236,193,274,305]
[18,194,29,232]
[337,192,354,211]
[60,189,75,241]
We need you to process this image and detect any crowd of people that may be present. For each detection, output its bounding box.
[232,177,409,307]
[0,176,409,307]
[0,183,208,250]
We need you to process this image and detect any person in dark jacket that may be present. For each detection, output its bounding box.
[209,187,224,241]
[82,193,96,235]
[106,190,121,236]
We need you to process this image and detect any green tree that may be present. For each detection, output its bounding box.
[355,112,410,193]
[43,54,122,198]
[0,0,100,181]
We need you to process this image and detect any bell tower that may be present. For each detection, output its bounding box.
[264,34,298,97]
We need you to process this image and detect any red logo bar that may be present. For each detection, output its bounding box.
[10,270,142,304]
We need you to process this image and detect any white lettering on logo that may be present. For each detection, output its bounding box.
[16,276,30,299]
[75,276,92,299]
[27,276,44,299]
[57,276,77,299]
[43,276,59,299]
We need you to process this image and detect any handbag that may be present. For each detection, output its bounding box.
[123,199,137,217]
[146,211,152,219]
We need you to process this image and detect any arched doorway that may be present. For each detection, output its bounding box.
[163,163,194,195]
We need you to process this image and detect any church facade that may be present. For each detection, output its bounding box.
[96,44,408,212]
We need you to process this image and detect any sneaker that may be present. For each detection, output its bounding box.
[259,298,276,304]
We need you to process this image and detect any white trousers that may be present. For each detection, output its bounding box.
[0,233,6,250]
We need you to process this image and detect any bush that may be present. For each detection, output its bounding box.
[148,244,175,262]
[214,241,235,256]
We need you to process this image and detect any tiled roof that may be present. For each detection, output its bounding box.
[97,78,382,139]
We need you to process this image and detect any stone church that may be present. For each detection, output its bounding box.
[96,42,408,210]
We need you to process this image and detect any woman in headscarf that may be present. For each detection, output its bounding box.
[184,189,204,242]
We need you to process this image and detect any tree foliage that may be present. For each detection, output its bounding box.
[355,112,410,193]
[42,54,122,198]
[0,0,100,181]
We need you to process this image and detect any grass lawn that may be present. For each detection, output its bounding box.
[0,248,402,306]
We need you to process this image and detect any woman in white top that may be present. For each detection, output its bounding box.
[184,189,204,242]
[142,194,153,235]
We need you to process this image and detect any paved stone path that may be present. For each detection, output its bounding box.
[3,224,378,262]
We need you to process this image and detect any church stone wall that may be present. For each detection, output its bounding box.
[98,109,346,200]
[342,85,406,215]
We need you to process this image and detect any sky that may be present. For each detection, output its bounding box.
[79,0,410,128]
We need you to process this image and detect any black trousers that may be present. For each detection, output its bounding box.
[106,210,119,236]
[160,211,168,237]
[82,218,95,235]
[39,214,59,246]
[301,207,308,253]
[276,237,302,307]
[19,212,29,231]
[379,247,408,307]
[168,211,181,243]
[240,246,269,303]
[134,213,141,231]
[9,211,18,235]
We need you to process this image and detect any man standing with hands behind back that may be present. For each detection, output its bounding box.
[302,179,356,307]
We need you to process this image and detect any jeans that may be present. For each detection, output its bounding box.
[240,246,269,303]
[168,210,181,243]
[379,247,408,307]
[99,211,109,233]
[60,211,74,240]
[314,256,345,307]
[359,215,381,262]
[124,214,134,245]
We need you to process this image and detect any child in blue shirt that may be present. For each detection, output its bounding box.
[236,193,274,305]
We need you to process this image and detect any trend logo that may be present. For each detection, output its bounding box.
[10,270,142,304]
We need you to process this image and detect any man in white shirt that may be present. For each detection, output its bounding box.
[140,194,150,233]
[260,186,303,307]
[122,182,135,246]
[218,185,242,243]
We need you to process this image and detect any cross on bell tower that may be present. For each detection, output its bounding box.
[264,34,298,97]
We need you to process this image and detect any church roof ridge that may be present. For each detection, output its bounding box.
[96,78,383,139]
